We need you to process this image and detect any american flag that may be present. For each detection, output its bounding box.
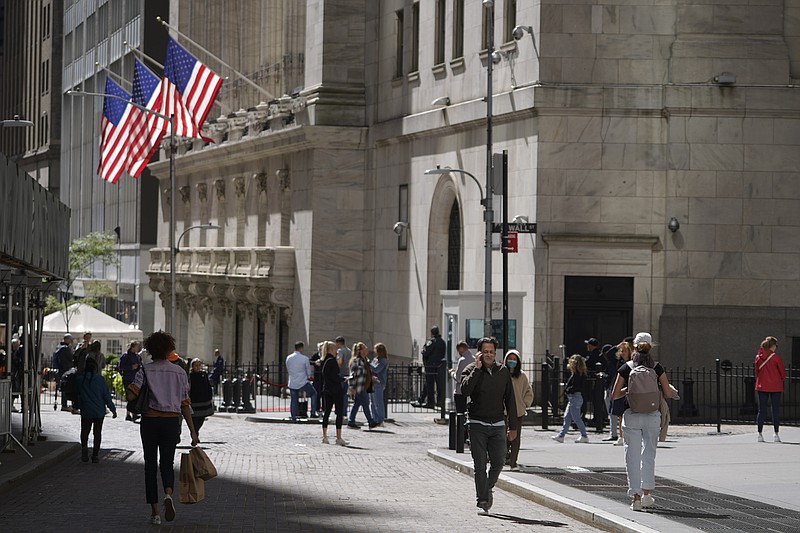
[128,59,167,177]
[98,77,135,183]
[161,36,222,135]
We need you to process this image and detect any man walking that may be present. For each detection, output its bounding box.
[286,341,318,421]
[422,326,447,408]
[461,337,517,514]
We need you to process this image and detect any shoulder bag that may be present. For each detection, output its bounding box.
[128,366,151,416]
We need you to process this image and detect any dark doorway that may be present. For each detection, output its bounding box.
[563,276,633,358]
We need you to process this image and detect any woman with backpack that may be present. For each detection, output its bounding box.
[611,332,673,511]
[77,358,117,463]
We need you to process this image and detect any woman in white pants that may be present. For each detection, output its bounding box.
[611,332,673,511]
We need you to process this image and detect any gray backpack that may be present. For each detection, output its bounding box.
[625,361,660,413]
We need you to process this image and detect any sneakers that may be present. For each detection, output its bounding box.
[125,413,133,421]
[614,438,624,446]
[574,436,589,444]
[602,435,618,441]
[150,515,161,525]
[774,433,781,443]
[335,437,349,446]
[322,436,330,444]
[164,494,175,522]
[477,500,490,514]
[631,499,642,511]
[551,435,564,443]
[368,422,379,429]
[757,433,765,442]
[641,494,655,508]
[346,422,360,429]
[81,447,89,463]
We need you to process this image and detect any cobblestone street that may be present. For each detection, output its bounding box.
[1,410,600,532]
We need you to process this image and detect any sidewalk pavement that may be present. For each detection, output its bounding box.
[430,424,800,533]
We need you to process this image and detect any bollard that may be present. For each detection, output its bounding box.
[448,411,457,450]
[678,377,698,417]
[541,362,550,430]
[456,413,466,454]
[230,378,241,413]
[221,378,232,410]
[240,374,256,413]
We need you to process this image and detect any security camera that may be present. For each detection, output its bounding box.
[482,0,493,8]
[491,51,503,64]
[393,221,409,235]
[512,25,532,41]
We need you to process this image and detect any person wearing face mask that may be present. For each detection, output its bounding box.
[503,350,533,471]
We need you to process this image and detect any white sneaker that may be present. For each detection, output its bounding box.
[574,436,589,443]
[551,435,564,443]
[757,433,765,442]
[773,433,781,443]
[630,499,642,511]
[641,494,655,508]
[150,515,161,525]
[614,438,624,446]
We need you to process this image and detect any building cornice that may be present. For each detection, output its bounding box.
[541,233,660,250]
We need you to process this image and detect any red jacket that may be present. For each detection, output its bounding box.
[754,347,785,392]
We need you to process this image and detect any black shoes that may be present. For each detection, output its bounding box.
[81,447,89,463]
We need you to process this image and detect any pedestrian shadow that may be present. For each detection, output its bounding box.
[648,508,730,519]
[481,513,568,527]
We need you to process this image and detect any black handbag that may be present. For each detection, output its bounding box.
[128,367,151,416]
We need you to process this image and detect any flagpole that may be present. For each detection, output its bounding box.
[95,63,131,90]
[67,88,177,334]
[122,40,165,70]
[156,16,275,100]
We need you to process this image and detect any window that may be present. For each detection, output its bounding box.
[452,0,464,59]
[39,114,48,146]
[398,184,408,250]
[447,201,461,290]
[434,0,446,65]
[394,9,404,78]
[411,2,420,72]
[41,3,51,40]
[481,3,491,50]
[466,319,516,349]
[41,59,49,94]
[504,0,517,43]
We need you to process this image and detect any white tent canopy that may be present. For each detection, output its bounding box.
[41,303,143,364]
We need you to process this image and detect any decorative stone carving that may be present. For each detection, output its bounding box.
[258,304,276,323]
[253,172,268,196]
[197,183,208,203]
[179,185,191,205]
[277,169,290,191]
[234,176,246,199]
[214,179,226,201]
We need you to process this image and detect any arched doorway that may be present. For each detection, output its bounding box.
[427,178,462,330]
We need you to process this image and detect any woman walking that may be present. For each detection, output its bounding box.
[127,331,198,525]
[504,350,533,470]
[370,343,389,426]
[755,336,786,443]
[119,341,143,422]
[347,342,378,430]
[77,358,117,463]
[552,355,590,443]
[189,358,215,439]
[611,332,673,511]
[320,341,348,446]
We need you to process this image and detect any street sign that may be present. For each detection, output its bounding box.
[492,222,536,233]
[504,232,518,253]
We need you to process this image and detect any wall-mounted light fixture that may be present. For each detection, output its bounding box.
[393,221,409,235]
[713,72,736,86]
[431,96,450,106]
[511,215,529,224]
[667,217,680,233]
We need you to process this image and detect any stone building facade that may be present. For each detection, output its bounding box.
[148,0,800,369]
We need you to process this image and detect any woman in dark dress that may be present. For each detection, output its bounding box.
[189,358,214,438]
[320,340,348,446]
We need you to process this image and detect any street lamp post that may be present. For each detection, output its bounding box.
[66,88,177,333]
[425,167,493,338]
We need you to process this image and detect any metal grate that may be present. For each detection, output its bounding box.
[523,467,800,533]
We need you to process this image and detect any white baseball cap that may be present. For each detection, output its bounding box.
[633,332,653,346]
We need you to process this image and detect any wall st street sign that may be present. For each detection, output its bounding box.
[492,222,536,234]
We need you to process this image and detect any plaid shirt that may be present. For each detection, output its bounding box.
[348,357,368,394]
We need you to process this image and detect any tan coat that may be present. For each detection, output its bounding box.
[510,371,534,417]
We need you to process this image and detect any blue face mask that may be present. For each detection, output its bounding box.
[506,360,518,369]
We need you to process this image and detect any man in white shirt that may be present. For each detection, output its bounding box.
[285,341,318,421]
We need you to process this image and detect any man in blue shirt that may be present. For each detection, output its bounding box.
[286,341,318,421]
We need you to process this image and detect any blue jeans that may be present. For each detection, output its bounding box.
[290,382,318,421]
[370,385,385,424]
[348,390,375,425]
[622,410,661,498]
[559,392,588,438]
[757,391,781,433]
[468,423,506,503]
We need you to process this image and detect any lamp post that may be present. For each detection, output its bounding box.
[425,167,493,337]
[0,115,35,128]
[66,88,176,333]
[175,223,221,254]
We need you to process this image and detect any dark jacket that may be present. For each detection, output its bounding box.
[460,361,518,430]
[564,372,585,395]
[119,349,142,384]
[422,335,447,370]
[189,370,214,417]
[585,348,604,375]
[55,343,74,373]
[77,372,116,419]
[321,356,343,395]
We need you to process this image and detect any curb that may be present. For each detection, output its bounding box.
[0,441,81,492]
[427,449,660,533]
